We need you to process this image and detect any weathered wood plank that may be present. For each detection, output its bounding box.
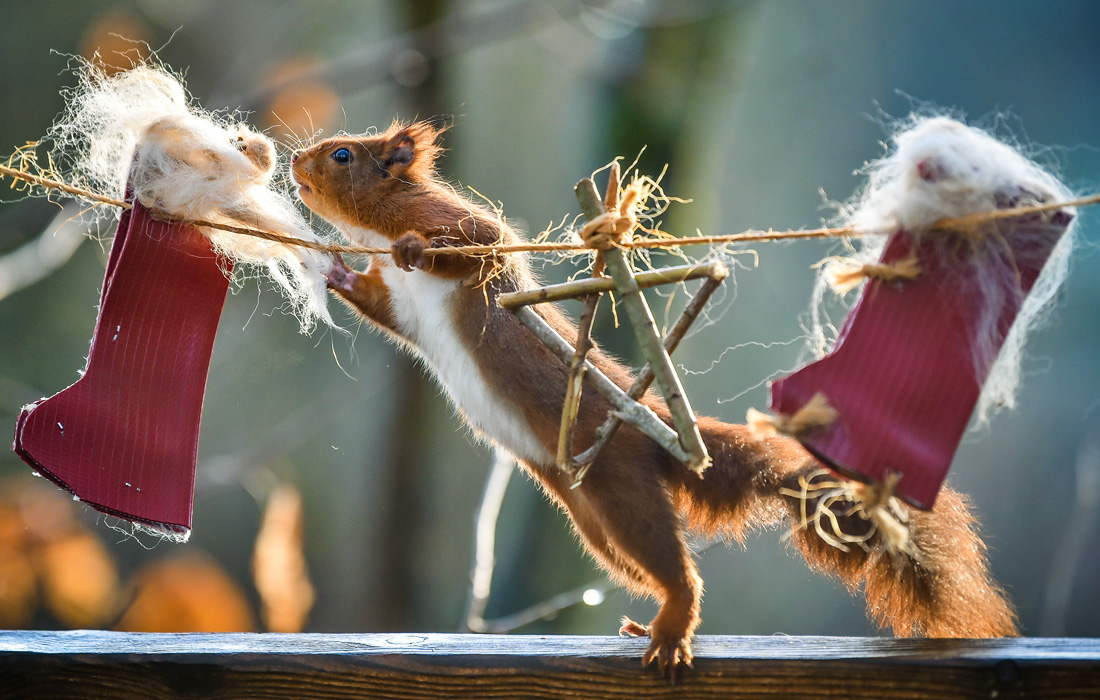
[1,632,1098,699]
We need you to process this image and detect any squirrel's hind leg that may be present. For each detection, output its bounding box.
[568,457,703,676]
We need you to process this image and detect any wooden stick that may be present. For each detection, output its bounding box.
[497,262,722,309]
[510,305,690,463]
[557,292,600,473]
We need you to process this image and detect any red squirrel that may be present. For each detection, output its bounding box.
[290,120,1018,674]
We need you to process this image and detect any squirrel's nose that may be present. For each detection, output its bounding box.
[291,150,302,164]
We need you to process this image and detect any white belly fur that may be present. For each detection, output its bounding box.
[345,226,551,464]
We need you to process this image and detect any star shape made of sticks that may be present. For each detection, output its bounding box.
[498,164,726,485]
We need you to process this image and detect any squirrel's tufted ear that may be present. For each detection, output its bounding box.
[382,120,446,178]
[383,130,417,167]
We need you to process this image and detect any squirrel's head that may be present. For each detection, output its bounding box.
[291,119,446,228]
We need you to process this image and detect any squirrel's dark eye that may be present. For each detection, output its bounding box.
[331,147,353,164]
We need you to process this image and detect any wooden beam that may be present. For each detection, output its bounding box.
[2,632,1099,699]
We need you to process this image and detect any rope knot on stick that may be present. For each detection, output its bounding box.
[579,210,635,249]
[578,172,643,250]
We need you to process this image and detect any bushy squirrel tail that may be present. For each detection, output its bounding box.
[673,417,1018,637]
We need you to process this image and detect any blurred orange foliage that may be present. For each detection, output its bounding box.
[0,544,36,628]
[80,10,151,76]
[115,553,255,633]
[263,59,339,143]
[1,468,314,633]
[253,484,314,632]
[37,532,119,628]
[0,477,120,628]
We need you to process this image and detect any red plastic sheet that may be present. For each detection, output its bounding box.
[771,211,1071,510]
[14,201,231,536]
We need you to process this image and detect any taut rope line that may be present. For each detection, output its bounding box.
[2,163,1096,258]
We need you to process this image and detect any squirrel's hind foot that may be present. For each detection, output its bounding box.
[619,615,693,682]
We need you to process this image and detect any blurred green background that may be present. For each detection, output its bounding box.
[1,0,1097,637]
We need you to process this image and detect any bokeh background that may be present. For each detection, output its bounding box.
[1,0,1098,637]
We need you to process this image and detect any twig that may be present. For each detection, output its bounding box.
[497,261,723,309]
[557,292,600,473]
[933,192,1100,230]
[1040,422,1100,635]
[475,537,722,634]
[476,578,617,634]
[0,202,88,303]
[0,163,366,255]
[0,164,129,209]
[462,447,515,633]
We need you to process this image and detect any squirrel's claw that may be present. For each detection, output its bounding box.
[326,253,358,292]
[392,233,428,271]
[642,636,694,683]
[621,616,693,682]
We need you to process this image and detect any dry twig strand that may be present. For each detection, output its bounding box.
[829,253,922,295]
[777,469,918,559]
[0,163,130,209]
[4,162,1097,259]
[747,392,838,440]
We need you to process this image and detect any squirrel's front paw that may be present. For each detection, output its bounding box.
[392,233,428,271]
[326,253,359,292]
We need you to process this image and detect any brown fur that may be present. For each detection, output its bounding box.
[292,121,1018,675]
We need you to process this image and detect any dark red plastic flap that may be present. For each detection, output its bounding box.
[14,201,232,535]
[772,213,1068,509]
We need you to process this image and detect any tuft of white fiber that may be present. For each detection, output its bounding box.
[813,116,1076,425]
[47,63,336,332]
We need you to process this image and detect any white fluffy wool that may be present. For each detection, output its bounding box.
[47,64,335,332]
[813,116,1076,424]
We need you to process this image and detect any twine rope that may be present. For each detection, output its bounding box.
[3,163,1097,259]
